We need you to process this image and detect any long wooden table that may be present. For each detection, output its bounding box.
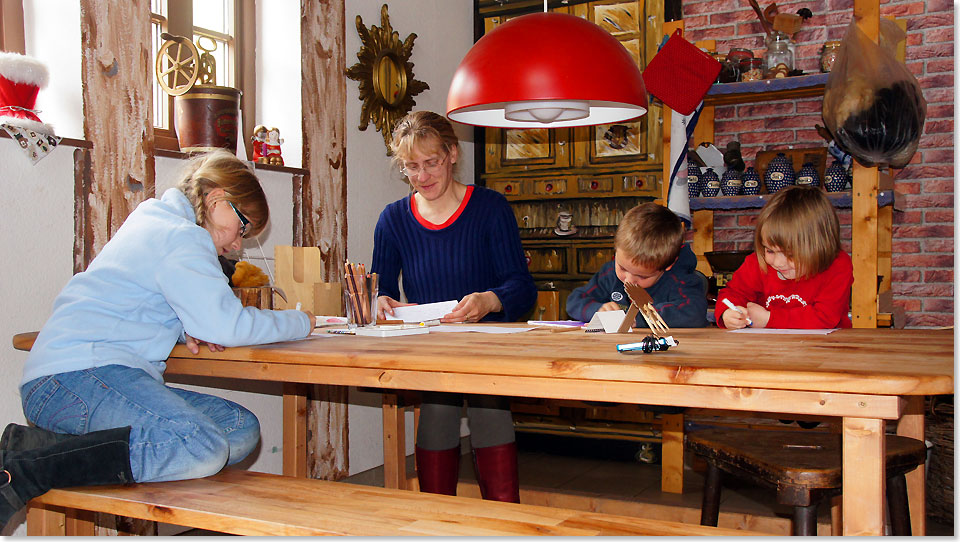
[162,326,952,536]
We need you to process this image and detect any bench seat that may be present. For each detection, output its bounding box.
[29,469,758,536]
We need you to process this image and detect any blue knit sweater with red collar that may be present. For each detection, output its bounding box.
[371,185,537,322]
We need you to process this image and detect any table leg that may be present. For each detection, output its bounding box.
[27,504,65,535]
[382,392,407,490]
[661,412,684,493]
[283,383,308,478]
[896,395,926,535]
[842,417,885,535]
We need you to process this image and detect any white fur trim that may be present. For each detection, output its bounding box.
[0,52,49,87]
[0,116,55,135]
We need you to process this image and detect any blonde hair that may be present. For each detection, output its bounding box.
[175,149,268,238]
[389,111,461,176]
[614,203,685,271]
[754,186,841,279]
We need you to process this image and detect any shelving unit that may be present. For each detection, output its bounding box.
[660,4,899,328]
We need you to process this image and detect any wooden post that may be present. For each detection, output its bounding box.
[0,0,26,53]
[78,0,155,269]
[300,0,349,482]
[27,505,65,536]
[382,392,408,490]
[842,417,885,535]
[660,412,684,494]
[283,383,308,478]
[896,396,926,535]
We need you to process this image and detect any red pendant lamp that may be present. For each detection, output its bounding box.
[446,12,648,128]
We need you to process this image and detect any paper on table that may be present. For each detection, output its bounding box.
[729,328,837,335]
[430,325,536,334]
[527,320,585,327]
[584,310,632,334]
[391,300,459,323]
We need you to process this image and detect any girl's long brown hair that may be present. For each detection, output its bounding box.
[754,186,841,279]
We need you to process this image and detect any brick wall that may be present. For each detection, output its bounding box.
[681,0,954,328]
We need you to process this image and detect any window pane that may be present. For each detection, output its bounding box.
[194,0,232,35]
[151,0,166,18]
[194,35,232,87]
[151,5,169,129]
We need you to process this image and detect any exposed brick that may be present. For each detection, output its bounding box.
[881,2,926,17]
[683,15,710,29]
[923,298,954,314]
[924,269,954,283]
[740,131,798,145]
[894,298,922,312]
[714,107,736,120]
[715,119,765,133]
[682,0,733,16]
[906,313,954,328]
[922,0,956,12]
[763,115,822,129]
[735,22,768,37]
[894,165,954,180]
[828,0,854,11]
[922,27,955,43]
[922,119,954,134]
[893,224,954,238]
[796,100,824,114]
[907,43,954,61]
[709,11,755,25]
[892,254,954,268]
[892,269,922,283]
[899,194,954,209]
[892,180,921,194]
[921,149,954,163]
[925,104,954,120]
[924,209,954,223]
[892,283,953,297]
[892,210,922,224]
[922,238,954,253]
[921,88,955,104]
[917,133,953,148]
[918,74,955,90]
[891,240,922,253]
[713,215,739,228]
[921,179,956,193]
[737,102,795,117]
[736,214,757,227]
[906,12,953,31]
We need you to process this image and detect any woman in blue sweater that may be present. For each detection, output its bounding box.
[373,111,536,503]
[1,150,315,530]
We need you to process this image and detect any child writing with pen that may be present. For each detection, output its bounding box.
[2,150,316,531]
[717,185,853,329]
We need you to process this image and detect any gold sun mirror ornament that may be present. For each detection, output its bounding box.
[346,4,429,155]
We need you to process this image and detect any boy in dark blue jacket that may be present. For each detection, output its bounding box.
[566,202,708,329]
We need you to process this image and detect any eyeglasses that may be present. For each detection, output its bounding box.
[227,201,250,237]
[400,154,447,179]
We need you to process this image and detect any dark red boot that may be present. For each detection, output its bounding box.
[472,441,520,503]
[415,445,460,495]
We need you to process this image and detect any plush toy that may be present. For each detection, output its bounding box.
[232,261,270,288]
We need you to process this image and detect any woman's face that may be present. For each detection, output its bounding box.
[204,189,248,256]
[401,140,458,201]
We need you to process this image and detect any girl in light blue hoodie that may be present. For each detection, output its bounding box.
[1,150,315,530]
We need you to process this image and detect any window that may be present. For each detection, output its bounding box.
[151,0,253,152]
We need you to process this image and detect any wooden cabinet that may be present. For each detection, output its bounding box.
[479,0,664,317]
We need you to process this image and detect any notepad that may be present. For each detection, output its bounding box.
[391,300,458,323]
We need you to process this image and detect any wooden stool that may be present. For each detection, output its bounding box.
[686,428,926,536]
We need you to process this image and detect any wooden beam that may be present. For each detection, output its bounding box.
[381,392,408,490]
[79,0,155,266]
[896,396,926,535]
[842,417,885,535]
[282,383,308,478]
[0,0,26,53]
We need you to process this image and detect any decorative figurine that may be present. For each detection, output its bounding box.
[251,125,268,163]
[554,210,577,236]
[263,126,284,166]
[616,335,678,353]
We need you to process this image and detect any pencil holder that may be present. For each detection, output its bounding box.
[342,273,378,328]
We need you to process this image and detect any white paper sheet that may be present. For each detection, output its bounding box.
[391,300,459,322]
[430,325,536,334]
[584,310,632,333]
[728,328,837,335]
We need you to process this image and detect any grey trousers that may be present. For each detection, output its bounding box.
[416,391,516,451]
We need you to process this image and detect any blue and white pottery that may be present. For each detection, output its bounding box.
[700,168,721,197]
[687,163,701,199]
[741,166,761,195]
[764,153,794,193]
[796,162,820,188]
[720,168,743,196]
[823,159,848,192]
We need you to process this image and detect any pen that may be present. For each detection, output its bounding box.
[721,298,753,326]
[295,302,302,311]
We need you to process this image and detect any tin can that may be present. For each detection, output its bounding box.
[819,41,842,73]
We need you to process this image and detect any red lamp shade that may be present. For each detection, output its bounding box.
[446,12,648,128]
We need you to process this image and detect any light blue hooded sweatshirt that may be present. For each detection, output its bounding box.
[22,188,311,386]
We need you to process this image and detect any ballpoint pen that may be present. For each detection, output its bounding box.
[721,298,753,326]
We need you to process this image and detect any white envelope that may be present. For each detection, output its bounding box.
[584,310,633,334]
[391,300,459,323]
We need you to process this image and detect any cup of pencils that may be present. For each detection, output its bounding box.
[342,261,378,328]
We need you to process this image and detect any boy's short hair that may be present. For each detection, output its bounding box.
[614,203,685,270]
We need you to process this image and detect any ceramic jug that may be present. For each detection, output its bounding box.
[701,168,720,197]
[796,162,820,188]
[720,168,743,196]
[764,153,794,193]
[687,162,701,199]
[742,166,761,195]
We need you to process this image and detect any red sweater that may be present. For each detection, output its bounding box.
[716,251,854,329]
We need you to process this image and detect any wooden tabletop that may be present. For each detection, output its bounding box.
[164,327,953,397]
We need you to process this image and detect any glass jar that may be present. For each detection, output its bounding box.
[763,31,795,77]
[739,58,763,82]
[726,48,754,81]
[819,40,841,73]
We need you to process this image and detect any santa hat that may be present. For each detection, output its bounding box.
[0,51,54,135]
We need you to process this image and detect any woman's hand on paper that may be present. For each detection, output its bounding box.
[184,333,225,354]
[442,291,502,323]
[377,295,415,321]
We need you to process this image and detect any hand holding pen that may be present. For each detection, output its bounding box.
[721,298,753,328]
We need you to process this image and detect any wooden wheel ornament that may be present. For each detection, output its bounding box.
[155,33,200,96]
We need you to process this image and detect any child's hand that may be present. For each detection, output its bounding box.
[377,295,415,320]
[301,310,317,328]
[721,307,749,329]
[746,302,770,328]
[598,301,622,312]
[184,333,225,354]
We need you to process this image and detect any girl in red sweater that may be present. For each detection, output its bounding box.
[717,186,853,329]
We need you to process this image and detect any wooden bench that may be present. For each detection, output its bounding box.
[27,469,759,536]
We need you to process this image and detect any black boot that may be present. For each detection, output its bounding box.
[0,426,134,531]
[1,424,74,452]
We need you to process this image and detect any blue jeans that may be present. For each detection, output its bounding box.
[20,365,260,483]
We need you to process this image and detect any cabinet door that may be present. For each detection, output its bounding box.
[485,127,572,174]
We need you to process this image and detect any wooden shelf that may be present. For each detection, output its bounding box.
[703,73,829,107]
[690,190,897,211]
